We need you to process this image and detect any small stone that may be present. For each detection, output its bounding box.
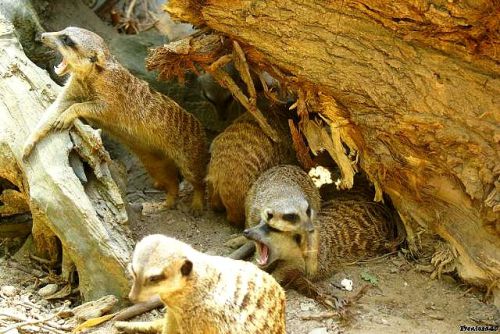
[340,278,353,291]
[309,328,328,334]
[1,285,18,297]
[38,299,49,307]
[300,301,315,311]
[38,284,58,297]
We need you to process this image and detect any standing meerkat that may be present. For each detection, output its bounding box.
[22,27,208,211]
[207,111,296,226]
[124,234,286,334]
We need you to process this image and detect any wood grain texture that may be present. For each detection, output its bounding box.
[0,12,132,303]
[166,0,500,298]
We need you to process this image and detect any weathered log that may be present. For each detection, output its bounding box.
[160,0,500,303]
[0,12,133,303]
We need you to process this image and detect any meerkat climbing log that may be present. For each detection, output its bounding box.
[0,13,133,303]
[162,0,500,303]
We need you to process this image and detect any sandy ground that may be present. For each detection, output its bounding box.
[1,2,497,333]
[122,152,500,333]
[0,142,498,334]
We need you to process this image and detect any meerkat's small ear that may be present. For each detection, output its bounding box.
[180,259,193,276]
[90,50,107,64]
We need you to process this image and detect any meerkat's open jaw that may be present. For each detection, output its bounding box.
[244,223,280,270]
[54,58,69,76]
[41,28,107,77]
[255,240,270,266]
[254,240,281,274]
[41,32,73,76]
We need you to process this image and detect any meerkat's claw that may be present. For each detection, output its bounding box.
[177,201,203,217]
[53,115,73,130]
[164,195,177,210]
[190,202,204,216]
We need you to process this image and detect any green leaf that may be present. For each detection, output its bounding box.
[360,271,378,285]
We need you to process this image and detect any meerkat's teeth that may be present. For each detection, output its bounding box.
[54,59,68,76]
[256,242,269,266]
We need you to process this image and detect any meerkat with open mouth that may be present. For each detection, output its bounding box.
[22,27,208,212]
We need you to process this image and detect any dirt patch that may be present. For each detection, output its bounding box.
[126,176,499,333]
[1,148,499,333]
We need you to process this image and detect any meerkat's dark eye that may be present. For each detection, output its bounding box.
[60,34,75,47]
[283,213,299,223]
[89,54,97,63]
[266,212,274,221]
[181,260,193,276]
[294,234,302,245]
[146,273,165,284]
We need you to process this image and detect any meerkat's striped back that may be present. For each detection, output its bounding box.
[315,199,400,279]
[207,112,296,226]
[199,257,286,334]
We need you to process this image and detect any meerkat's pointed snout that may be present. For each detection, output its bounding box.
[40,32,58,48]
[243,221,266,240]
[125,235,286,333]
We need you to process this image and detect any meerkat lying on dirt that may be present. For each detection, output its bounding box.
[118,234,286,334]
[22,27,208,212]
[229,165,321,274]
[207,111,296,226]
[239,165,401,305]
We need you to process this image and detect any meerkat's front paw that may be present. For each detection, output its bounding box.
[224,235,247,249]
[190,188,205,216]
[164,194,177,210]
[53,114,74,130]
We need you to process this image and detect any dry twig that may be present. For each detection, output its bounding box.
[113,296,163,321]
[0,302,69,334]
[205,59,279,142]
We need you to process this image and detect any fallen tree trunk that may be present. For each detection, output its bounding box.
[0,12,133,303]
[161,0,500,303]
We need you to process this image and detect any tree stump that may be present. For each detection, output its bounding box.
[157,0,499,304]
[0,12,133,303]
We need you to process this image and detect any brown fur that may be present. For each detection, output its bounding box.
[245,164,321,228]
[129,235,286,334]
[207,112,296,226]
[22,27,208,210]
[244,172,400,284]
[244,165,321,275]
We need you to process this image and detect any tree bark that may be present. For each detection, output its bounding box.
[0,12,133,303]
[163,0,500,300]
